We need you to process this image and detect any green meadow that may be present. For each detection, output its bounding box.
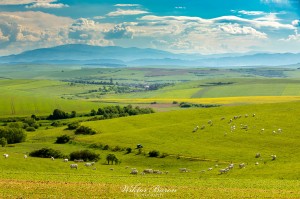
[0,65,300,198]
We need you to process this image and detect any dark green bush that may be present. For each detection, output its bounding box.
[67,122,79,130]
[0,127,26,144]
[29,148,63,158]
[75,126,96,135]
[149,150,160,157]
[55,134,70,144]
[126,147,132,154]
[25,127,36,132]
[69,150,100,162]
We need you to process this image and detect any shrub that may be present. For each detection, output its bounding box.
[0,137,7,147]
[0,127,26,144]
[75,126,97,135]
[51,121,63,127]
[67,122,80,130]
[112,145,123,152]
[148,150,160,157]
[103,145,110,150]
[126,147,132,154]
[29,148,64,158]
[69,150,100,162]
[55,134,70,144]
[25,127,36,132]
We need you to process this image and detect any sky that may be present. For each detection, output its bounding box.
[0,0,300,56]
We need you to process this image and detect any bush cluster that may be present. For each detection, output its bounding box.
[29,148,64,158]
[148,150,160,157]
[75,126,97,135]
[0,127,26,144]
[55,134,70,144]
[69,150,100,162]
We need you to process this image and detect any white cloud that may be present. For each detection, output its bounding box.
[25,2,69,9]
[104,24,134,39]
[219,24,267,39]
[114,4,140,7]
[237,10,267,16]
[292,19,300,26]
[0,0,55,5]
[107,9,149,17]
[175,6,186,10]
[261,0,289,4]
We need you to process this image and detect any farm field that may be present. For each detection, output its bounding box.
[0,101,299,198]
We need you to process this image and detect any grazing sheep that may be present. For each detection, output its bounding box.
[215,164,219,167]
[24,155,27,159]
[3,154,8,158]
[228,119,233,123]
[63,159,68,162]
[70,164,78,169]
[255,153,261,158]
[228,164,234,170]
[255,162,259,165]
[261,128,265,133]
[271,155,277,161]
[219,168,229,174]
[278,128,282,133]
[193,126,199,132]
[253,114,256,117]
[143,169,153,174]
[154,170,163,174]
[272,130,276,134]
[201,125,206,130]
[130,169,138,175]
[179,168,188,172]
[239,163,245,169]
[84,163,93,167]
[245,114,248,118]
[208,120,212,124]
[51,156,54,161]
[207,168,213,171]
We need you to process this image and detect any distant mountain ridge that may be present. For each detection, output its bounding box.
[0,44,299,67]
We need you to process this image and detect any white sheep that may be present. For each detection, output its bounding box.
[24,155,27,159]
[271,155,277,161]
[255,153,261,158]
[255,162,259,165]
[63,159,68,162]
[130,169,138,175]
[278,128,282,133]
[84,163,93,167]
[3,154,8,158]
[51,156,54,161]
[239,163,245,169]
[143,169,153,174]
[70,164,78,169]
[193,126,199,132]
[219,168,229,174]
[207,168,213,171]
[228,163,234,170]
[179,168,188,172]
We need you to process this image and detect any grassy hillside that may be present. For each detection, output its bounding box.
[0,101,299,198]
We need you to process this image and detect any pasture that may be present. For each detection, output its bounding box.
[0,101,299,198]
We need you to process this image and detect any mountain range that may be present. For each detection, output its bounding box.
[0,44,300,67]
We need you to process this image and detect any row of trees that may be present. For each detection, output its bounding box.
[47,109,76,120]
[90,105,154,118]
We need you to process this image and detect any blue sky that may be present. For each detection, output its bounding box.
[0,0,300,55]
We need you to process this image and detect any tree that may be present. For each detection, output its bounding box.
[0,137,7,147]
[106,154,118,165]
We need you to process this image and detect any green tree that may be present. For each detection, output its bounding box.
[0,137,7,147]
[106,154,117,165]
